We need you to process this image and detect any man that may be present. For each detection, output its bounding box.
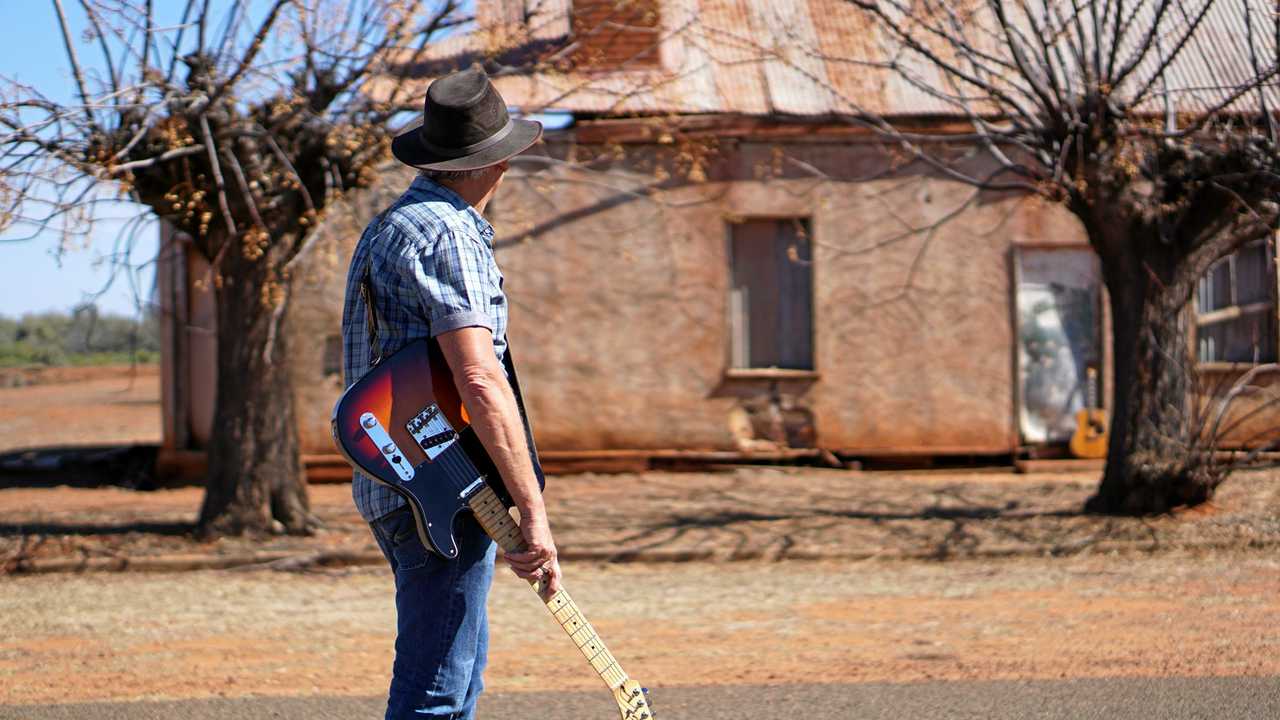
[340,66,558,720]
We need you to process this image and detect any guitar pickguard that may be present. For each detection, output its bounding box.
[359,412,415,482]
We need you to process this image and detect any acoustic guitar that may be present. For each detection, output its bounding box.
[1069,366,1109,459]
[331,338,654,720]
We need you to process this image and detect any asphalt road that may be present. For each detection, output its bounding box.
[5,677,1278,720]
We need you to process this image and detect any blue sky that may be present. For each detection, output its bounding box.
[0,3,157,318]
[0,1,562,320]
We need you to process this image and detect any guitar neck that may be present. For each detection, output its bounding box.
[1087,367,1098,410]
[467,485,632,691]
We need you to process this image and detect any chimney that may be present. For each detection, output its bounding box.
[477,0,528,28]
[570,0,661,70]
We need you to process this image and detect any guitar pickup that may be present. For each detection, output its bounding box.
[416,430,456,451]
[406,404,457,461]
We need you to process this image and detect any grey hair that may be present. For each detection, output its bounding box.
[418,167,496,182]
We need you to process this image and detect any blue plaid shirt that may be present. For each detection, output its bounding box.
[341,175,508,523]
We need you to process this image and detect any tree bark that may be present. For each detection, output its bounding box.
[196,242,317,537]
[1085,239,1219,514]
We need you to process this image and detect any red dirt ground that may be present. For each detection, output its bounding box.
[0,364,161,453]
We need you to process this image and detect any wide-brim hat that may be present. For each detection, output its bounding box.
[391,65,542,172]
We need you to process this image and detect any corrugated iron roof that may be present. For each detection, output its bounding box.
[379,0,1279,119]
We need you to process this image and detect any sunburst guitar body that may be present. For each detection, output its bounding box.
[331,338,655,719]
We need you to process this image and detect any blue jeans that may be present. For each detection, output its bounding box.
[370,505,497,720]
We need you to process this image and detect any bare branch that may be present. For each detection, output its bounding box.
[198,113,236,237]
[207,0,289,107]
[51,0,99,130]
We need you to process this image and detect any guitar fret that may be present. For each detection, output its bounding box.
[467,487,526,554]
[599,661,624,681]
[571,627,596,648]
[590,650,616,673]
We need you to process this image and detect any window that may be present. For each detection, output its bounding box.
[1196,239,1278,363]
[323,334,343,377]
[728,218,814,370]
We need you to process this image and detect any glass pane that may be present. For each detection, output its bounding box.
[1015,248,1102,444]
[1198,312,1278,363]
[1197,259,1232,312]
[1236,242,1272,306]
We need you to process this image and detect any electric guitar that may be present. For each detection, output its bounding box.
[1069,365,1109,459]
[331,338,654,720]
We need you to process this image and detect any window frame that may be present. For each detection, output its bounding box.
[723,214,819,378]
[1193,236,1279,368]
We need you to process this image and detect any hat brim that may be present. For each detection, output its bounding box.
[391,119,543,172]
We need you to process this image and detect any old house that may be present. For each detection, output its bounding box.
[156,0,1279,477]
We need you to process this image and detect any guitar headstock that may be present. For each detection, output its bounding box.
[613,679,655,720]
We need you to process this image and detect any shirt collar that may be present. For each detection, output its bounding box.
[409,174,496,246]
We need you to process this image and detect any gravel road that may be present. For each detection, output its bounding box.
[8,677,1280,720]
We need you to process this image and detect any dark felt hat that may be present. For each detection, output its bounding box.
[391,65,542,172]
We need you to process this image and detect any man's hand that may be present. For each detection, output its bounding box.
[504,510,562,598]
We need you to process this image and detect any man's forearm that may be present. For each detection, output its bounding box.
[455,363,544,519]
[435,328,559,591]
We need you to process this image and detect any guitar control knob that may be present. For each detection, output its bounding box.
[391,455,402,465]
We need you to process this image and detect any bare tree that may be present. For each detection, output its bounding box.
[0,0,470,536]
[835,0,1280,513]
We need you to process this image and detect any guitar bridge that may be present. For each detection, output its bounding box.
[406,404,457,461]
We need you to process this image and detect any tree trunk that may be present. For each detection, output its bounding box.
[1085,243,1218,514]
[196,244,317,537]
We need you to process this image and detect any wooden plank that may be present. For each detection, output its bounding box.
[568,116,983,144]
[1015,458,1105,474]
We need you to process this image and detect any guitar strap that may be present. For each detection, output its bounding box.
[359,265,383,365]
[502,344,547,490]
[359,264,546,488]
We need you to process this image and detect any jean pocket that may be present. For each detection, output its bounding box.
[375,508,430,571]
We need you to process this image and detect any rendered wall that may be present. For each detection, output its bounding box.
[159,129,1280,458]
[284,132,1091,456]
[488,138,1085,454]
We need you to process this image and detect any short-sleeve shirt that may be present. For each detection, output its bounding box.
[340,175,507,522]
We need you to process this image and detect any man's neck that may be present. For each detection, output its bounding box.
[435,177,499,215]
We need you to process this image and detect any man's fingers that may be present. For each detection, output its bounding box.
[511,566,540,581]
[509,559,547,574]
[505,553,553,572]
[505,549,549,563]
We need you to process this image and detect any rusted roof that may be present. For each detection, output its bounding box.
[377,0,1279,119]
